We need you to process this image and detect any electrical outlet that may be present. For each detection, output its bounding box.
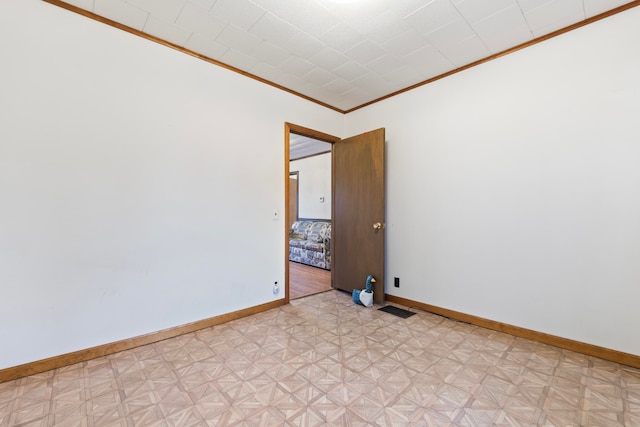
[394,277,400,288]
[273,281,280,295]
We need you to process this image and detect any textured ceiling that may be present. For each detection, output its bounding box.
[53,0,635,112]
[290,134,332,160]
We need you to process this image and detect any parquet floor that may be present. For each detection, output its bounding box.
[1,290,639,426]
[289,262,331,300]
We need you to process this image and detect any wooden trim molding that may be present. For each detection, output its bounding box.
[344,0,640,113]
[0,299,285,384]
[284,124,291,305]
[41,0,343,114]
[284,123,339,304]
[385,294,640,370]
[285,123,341,144]
[290,150,332,162]
[42,0,639,114]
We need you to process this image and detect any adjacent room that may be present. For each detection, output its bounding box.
[1,0,639,425]
[288,134,332,300]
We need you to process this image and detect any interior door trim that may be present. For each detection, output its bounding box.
[284,123,340,304]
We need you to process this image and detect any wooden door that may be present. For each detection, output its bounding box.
[332,128,385,303]
[288,175,298,231]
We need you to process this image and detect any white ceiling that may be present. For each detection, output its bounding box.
[290,134,332,160]
[55,0,634,112]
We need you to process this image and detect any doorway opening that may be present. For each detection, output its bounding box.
[284,124,340,303]
[284,124,386,304]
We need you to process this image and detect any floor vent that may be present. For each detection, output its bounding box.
[378,305,415,319]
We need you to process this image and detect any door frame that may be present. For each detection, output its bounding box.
[284,123,340,304]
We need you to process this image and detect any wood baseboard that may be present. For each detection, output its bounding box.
[385,294,640,369]
[0,299,285,383]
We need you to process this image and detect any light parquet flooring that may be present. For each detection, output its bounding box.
[289,262,331,300]
[1,290,640,426]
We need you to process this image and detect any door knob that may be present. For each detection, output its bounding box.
[373,222,382,230]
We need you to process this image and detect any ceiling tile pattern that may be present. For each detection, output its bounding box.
[61,0,633,111]
[290,134,332,160]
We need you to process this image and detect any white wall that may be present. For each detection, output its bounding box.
[2,0,638,372]
[0,0,343,369]
[344,7,640,356]
[290,153,332,220]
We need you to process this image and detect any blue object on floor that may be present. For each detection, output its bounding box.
[352,275,375,306]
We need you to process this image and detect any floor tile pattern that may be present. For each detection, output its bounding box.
[1,291,639,426]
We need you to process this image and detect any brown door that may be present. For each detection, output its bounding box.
[288,174,298,230]
[332,128,385,303]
